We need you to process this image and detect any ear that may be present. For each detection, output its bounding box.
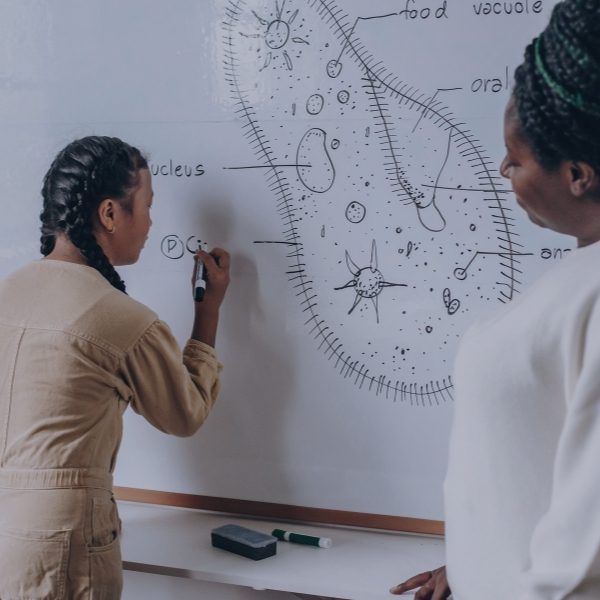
[96,198,117,233]
[566,161,598,197]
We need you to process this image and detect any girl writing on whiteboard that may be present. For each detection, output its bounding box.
[392,0,600,598]
[0,136,230,598]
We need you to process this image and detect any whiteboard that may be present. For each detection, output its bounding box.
[0,0,570,523]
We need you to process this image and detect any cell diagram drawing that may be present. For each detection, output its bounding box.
[223,0,524,406]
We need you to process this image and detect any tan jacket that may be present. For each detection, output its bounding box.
[0,260,222,599]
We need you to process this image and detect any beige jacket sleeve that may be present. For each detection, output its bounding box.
[120,319,223,437]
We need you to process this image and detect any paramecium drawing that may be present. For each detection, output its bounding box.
[223,0,528,405]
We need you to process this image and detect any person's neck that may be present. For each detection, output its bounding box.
[43,235,88,265]
[576,222,600,248]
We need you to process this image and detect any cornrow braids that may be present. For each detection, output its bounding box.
[513,0,600,173]
[39,136,148,293]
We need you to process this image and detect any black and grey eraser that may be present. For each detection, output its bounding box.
[211,524,277,560]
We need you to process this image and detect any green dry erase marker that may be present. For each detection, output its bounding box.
[271,528,332,548]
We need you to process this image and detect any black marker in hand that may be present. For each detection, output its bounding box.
[194,242,208,302]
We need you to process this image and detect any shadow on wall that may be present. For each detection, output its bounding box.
[180,189,297,503]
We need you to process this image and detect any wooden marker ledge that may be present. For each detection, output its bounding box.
[114,487,444,536]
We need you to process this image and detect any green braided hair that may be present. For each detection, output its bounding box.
[513,0,600,172]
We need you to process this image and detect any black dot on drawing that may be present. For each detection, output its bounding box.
[337,89,350,103]
[345,201,366,223]
[470,224,476,231]
[326,59,342,78]
[306,93,324,115]
[425,326,433,333]
[331,139,340,149]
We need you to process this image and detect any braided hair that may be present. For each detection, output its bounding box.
[40,136,148,293]
[513,0,600,174]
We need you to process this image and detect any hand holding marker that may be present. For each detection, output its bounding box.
[192,244,230,312]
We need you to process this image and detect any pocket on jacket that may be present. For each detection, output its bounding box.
[91,496,119,548]
[88,534,123,600]
[88,496,123,599]
[0,526,71,600]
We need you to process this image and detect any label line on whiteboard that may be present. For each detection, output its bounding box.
[421,183,514,194]
[253,240,301,246]
[223,164,311,170]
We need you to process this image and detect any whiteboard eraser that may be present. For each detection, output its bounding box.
[211,524,277,560]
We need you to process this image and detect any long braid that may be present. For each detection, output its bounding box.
[513,0,600,173]
[40,137,147,293]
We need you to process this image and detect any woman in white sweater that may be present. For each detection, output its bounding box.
[392,1,600,598]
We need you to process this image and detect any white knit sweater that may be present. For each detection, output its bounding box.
[445,240,600,600]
